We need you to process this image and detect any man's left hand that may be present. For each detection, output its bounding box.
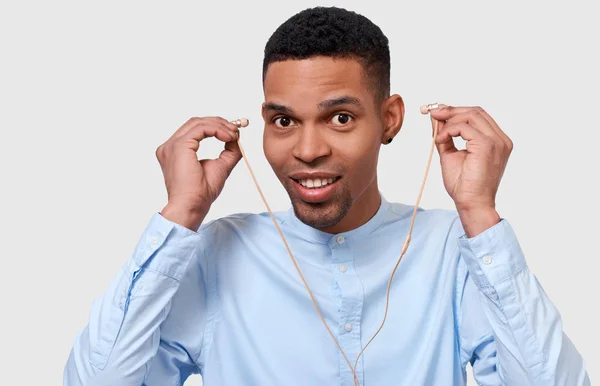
[428,105,513,237]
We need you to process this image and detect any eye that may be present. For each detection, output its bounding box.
[273,116,296,129]
[331,113,353,125]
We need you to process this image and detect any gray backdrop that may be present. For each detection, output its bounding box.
[0,0,597,384]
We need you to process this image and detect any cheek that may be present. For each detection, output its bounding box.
[341,140,380,188]
[263,134,286,174]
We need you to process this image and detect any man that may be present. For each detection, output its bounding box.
[64,6,590,386]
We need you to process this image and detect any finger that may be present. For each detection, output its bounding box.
[178,124,239,153]
[430,112,446,139]
[169,117,205,141]
[436,122,485,155]
[443,110,499,140]
[214,138,243,176]
[176,117,238,140]
[212,116,244,137]
[474,109,513,150]
[432,114,454,155]
[458,107,512,148]
[430,105,512,148]
[429,105,480,120]
[435,126,457,155]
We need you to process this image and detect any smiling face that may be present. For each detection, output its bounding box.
[262,56,404,233]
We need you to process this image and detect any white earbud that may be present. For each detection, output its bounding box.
[419,103,439,114]
[231,118,249,127]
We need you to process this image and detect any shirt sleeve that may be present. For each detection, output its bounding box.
[63,212,207,386]
[455,218,590,385]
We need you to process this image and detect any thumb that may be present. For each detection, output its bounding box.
[430,111,457,156]
[216,138,243,176]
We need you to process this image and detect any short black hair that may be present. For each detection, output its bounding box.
[262,6,391,105]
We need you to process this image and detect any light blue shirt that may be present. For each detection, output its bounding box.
[64,195,590,385]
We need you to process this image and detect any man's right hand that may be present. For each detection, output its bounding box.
[156,117,243,230]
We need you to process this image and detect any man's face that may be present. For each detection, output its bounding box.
[262,56,387,230]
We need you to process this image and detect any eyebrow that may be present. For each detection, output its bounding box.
[263,102,295,114]
[317,96,363,110]
[263,95,364,115]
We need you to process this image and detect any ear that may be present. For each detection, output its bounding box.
[380,94,404,144]
[261,102,266,120]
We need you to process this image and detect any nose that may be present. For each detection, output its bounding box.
[291,125,332,163]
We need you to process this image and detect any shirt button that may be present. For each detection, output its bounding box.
[336,236,345,244]
[344,323,353,332]
[338,264,348,273]
[483,255,492,265]
[150,236,159,246]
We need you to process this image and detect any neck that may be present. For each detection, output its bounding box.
[319,180,381,234]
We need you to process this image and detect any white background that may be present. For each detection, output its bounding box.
[1,0,598,384]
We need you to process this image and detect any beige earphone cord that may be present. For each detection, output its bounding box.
[231,104,440,386]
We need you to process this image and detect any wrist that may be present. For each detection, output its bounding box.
[457,205,501,238]
[160,202,207,231]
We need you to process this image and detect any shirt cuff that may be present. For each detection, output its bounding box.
[131,212,205,281]
[457,219,527,289]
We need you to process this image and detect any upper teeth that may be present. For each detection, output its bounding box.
[299,177,336,188]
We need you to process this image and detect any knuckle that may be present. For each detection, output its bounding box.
[466,111,478,121]
[186,117,201,124]
[507,138,514,151]
[206,116,226,126]
[155,144,164,159]
[221,118,237,129]
[469,108,482,118]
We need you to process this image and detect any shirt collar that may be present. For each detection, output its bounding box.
[285,192,390,245]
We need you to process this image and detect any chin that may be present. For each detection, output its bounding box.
[291,196,351,229]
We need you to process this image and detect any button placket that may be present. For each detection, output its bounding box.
[329,235,364,385]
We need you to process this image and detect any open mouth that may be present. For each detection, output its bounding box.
[289,175,341,203]
[292,176,340,189]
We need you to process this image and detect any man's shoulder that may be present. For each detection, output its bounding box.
[380,201,463,245]
[418,206,460,223]
[385,200,460,225]
[197,209,288,237]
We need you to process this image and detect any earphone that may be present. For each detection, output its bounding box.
[231,118,249,128]
[420,103,439,114]
[230,104,441,385]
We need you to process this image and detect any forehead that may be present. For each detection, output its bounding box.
[263,56,373,109]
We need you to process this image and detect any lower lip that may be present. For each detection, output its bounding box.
[291,178,340,203]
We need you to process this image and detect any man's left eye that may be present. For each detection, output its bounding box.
[331,114,352,125]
